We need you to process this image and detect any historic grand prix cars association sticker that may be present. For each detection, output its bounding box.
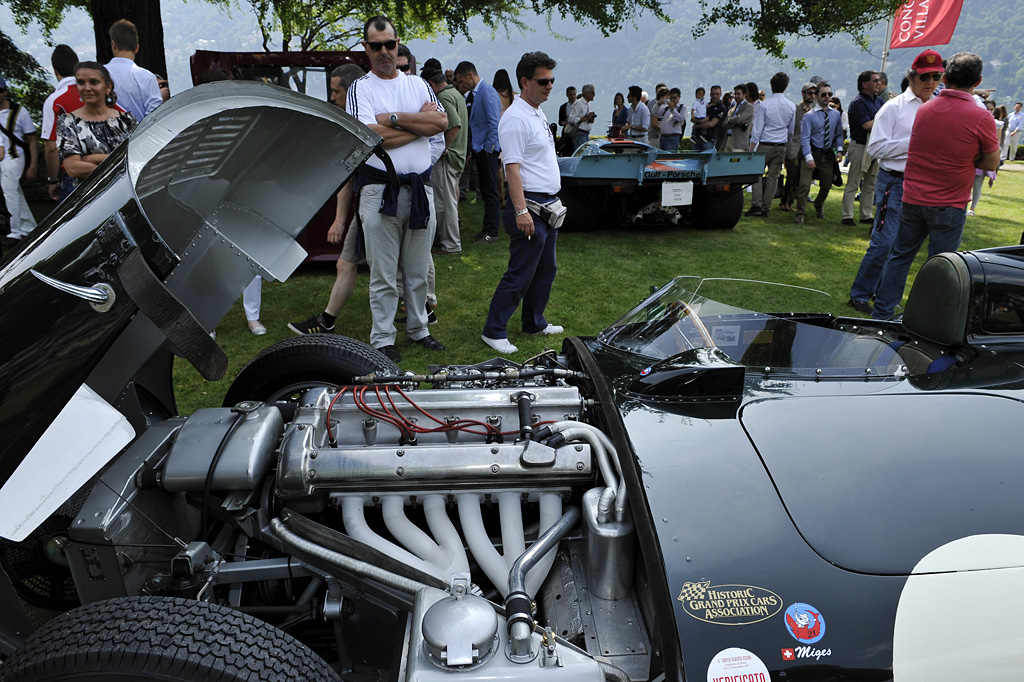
[784,602,825,644]
[707,647,769,682]
[678,581,782,625]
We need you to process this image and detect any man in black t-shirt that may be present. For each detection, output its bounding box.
[692,85,725,152]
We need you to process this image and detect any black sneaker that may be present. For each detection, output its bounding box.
[378,345,402,363]
[288,314,334,335]
[744,207,763,217]
[415,335,445,351]
[847,298,872,315]
[841,218,856,226]
[427,304,438,325]
[475,233,499,244]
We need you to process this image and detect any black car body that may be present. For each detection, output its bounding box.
[1,83,1022,682]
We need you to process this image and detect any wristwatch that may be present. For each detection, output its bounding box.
[514,208,529,217]
[389,112,399,126]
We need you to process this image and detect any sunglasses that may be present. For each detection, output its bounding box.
[818,92,833,97]
[397,64,410,72]
[531,77,555,87]
[920,72,944,82]
[365,39,397,52]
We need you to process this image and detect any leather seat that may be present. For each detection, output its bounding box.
[897,252,972,374]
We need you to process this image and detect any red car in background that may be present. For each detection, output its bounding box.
[190,50,371,262]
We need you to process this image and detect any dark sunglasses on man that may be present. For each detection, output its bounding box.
[365,39,398,52]
[531,77,555,87]
[397,64,410,72]
[920,72,944,82]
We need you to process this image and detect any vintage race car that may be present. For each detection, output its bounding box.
[2,82,1023,682]
[557,139,766,231]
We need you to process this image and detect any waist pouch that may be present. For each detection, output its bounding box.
[524,197,568,230]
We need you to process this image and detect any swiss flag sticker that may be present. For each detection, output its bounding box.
[781,648,795,660]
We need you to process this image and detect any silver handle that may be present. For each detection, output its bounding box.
[30,269,116,312]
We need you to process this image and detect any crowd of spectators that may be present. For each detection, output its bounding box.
[1,18,1017,357]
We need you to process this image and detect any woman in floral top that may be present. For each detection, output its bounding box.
[57,61,137,188]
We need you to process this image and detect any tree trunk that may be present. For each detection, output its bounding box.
[90,0,168,79]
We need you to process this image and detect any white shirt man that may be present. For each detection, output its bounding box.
[568,84,596,150]
[1005,102,1022,161]
[346,16,447,362]
[748,74,796,217]
[848,50,943,314]
[0,81,39,240]
[481,52,563,355]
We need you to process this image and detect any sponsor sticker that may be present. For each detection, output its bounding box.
[784,602,826,644]
[640,366,652,376]
[707,647,769,682]
[710,325,741,347]
[678,581,783,626]
[784,645,832,661]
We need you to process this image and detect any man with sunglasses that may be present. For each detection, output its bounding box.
[847,50,943,316]
[482,52,563,355]
[453,61,503,244]
[795,82,843,224]
[871,51,1000,322]
[347,15,448,363]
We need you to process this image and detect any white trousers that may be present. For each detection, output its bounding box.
[243,276,262,321]
[1,155,36,238]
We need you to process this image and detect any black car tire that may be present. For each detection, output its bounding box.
[223,334,399,409]
[558,186,607,232]
[693,188,743,230]
[0,596,341,682]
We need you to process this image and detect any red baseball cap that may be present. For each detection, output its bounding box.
[912,49,944,74]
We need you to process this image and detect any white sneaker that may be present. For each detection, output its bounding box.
[482,335,518,354]
[247,319,268,335]
[966,209,976,217]
[526,324,564,336]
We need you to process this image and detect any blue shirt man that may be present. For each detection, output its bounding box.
[795,83,843,223]
[842,71,883,225]
[454,61,503,242]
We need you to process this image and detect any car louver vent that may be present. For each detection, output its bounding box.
[135,114,256,198]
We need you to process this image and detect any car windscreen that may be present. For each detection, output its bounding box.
[599,277,904,377]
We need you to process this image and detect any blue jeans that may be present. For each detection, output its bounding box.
[692,136,715,152]
[659,134,681,151]
[575,130,591,150]
[482,195,559,339]
[871,201,966,320]
[849,169,905,304]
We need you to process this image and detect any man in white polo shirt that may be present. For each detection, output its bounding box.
[347,15,447,363]
[482,51,565,355]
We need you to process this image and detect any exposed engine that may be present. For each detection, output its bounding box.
[53,356,654,682]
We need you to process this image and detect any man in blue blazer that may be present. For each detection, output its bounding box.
[454,61,503,243]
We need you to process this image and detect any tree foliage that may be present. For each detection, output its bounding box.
[693,0,906,60]
[248,0,670,52]
[0,29,52,114]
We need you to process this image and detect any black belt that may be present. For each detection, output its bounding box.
[880,168,904,178]
[524,191,558,200]
[759,141,786,146]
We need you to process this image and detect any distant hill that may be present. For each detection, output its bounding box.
[3,0,1019,126]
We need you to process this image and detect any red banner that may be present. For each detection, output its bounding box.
[889,0,965,49]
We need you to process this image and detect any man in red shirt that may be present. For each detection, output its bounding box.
[871,52,1000,321]
[40,44,82,201]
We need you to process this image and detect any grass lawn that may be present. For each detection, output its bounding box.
[29,162,1024,414]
